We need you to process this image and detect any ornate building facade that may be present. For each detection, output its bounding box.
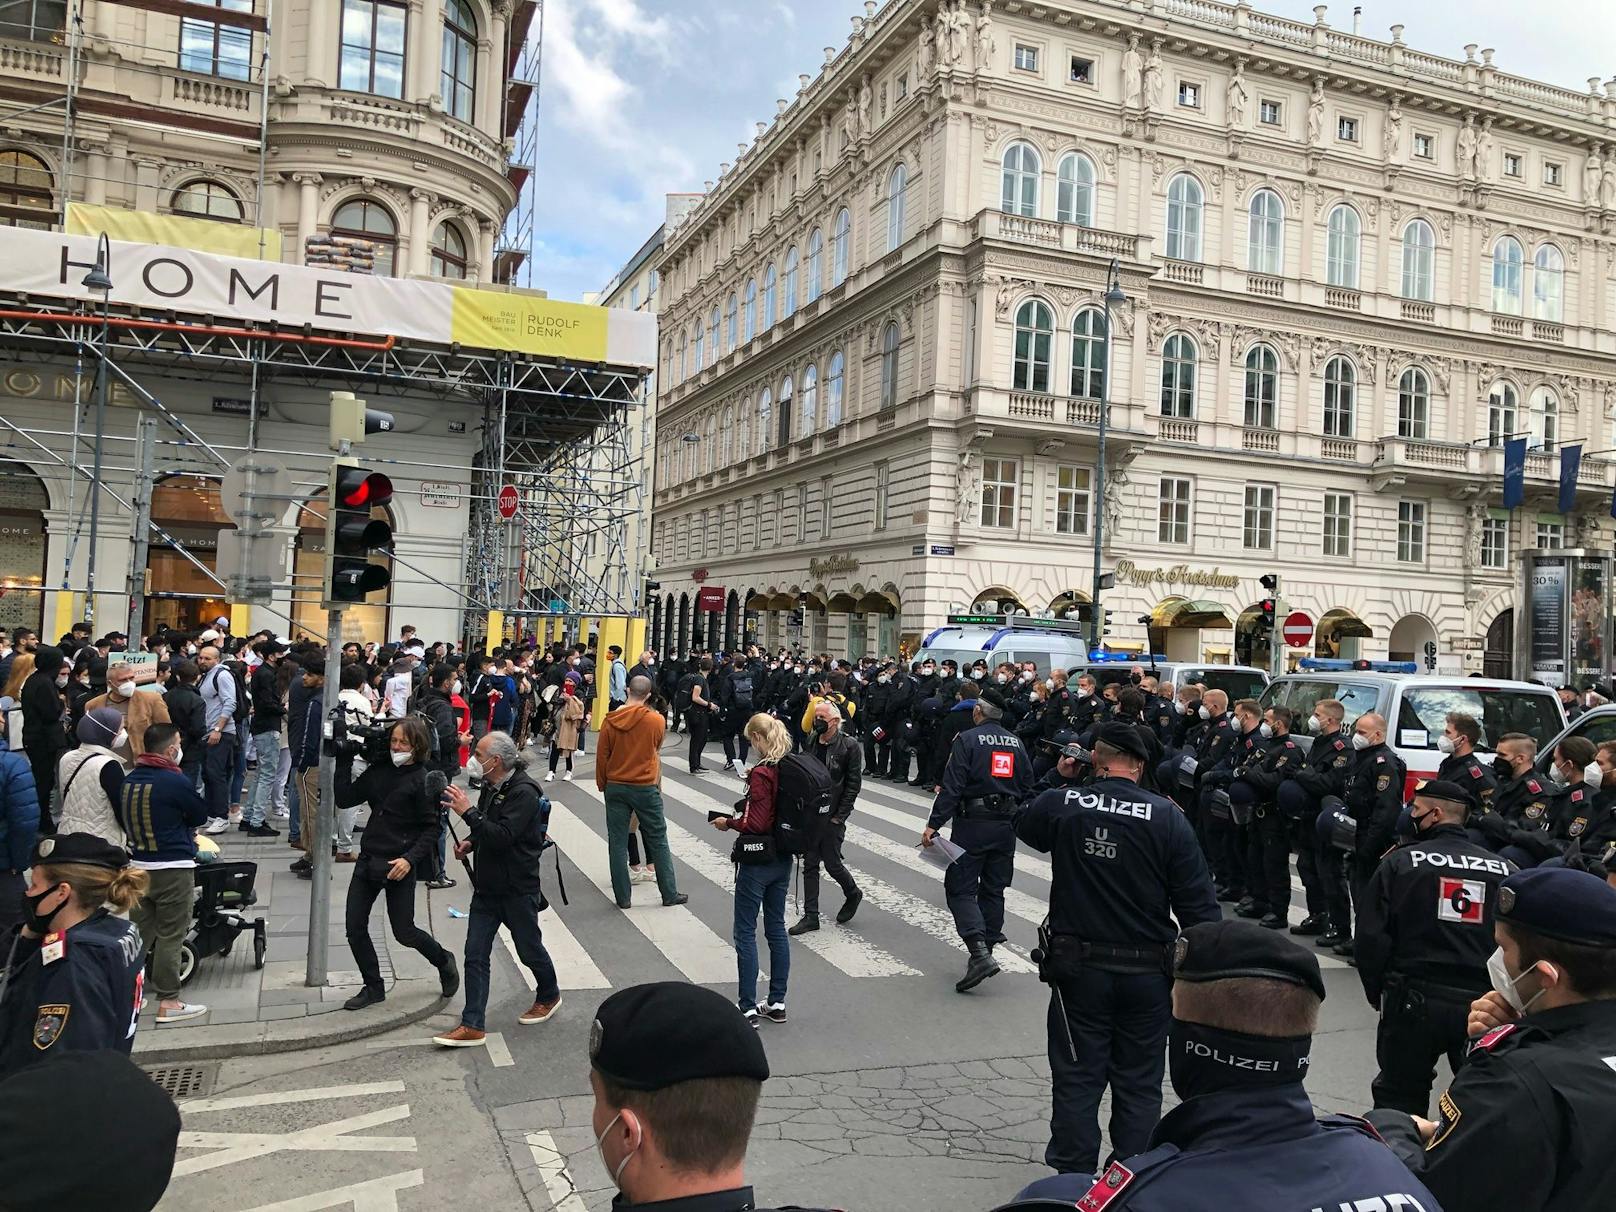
[647,0,1616,669]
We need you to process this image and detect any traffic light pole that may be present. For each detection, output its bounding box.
[1269,574,1284,678]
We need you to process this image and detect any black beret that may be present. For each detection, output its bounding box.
[1412,779,1477,811]
[1092,723,1150,761]
[978,687,1011,712]
[590,982,769,1091]
[33,831,129,870]
[1050,729,1079,748]
[1173,919,1327,1002]
[0,1051,180,1211]
[1498,867,1616,947]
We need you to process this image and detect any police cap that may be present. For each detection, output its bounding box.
[589,981,770,1092]
[1173,919,1327,1002]
[1092,722,1150,761]
[32,831,129,870]
[1412,779,1476,812]
[1497,866,1616,947]
[978,687,1011,712]
[1050,728,1079,749]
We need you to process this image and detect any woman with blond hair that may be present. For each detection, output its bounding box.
[713,711,793,1026]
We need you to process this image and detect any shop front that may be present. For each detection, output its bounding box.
[0,458,48,636]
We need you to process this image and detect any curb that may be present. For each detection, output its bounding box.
[134,982,449,1064]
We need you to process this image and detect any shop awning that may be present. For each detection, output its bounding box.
[800,591,827,611]
[826,592,859,613]
[855,590,898,616]
[1319,609,1373,639]
[764,592,796,610]
[744,592,773,611]
[1154,598,1234,630]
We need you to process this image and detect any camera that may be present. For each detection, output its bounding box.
[326,715,393,766]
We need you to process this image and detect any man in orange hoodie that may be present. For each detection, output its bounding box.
[597,677,686,909]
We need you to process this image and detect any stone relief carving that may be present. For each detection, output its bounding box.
[1122,34,1143,110]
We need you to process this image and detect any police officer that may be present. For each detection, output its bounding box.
[1191,690,1237,890]
[1335,711,1407,958]
[922,687,1032,993]
[1281,697,1352,937]
[0,833,147,1075]
[1044,670,1079,743]
[880,660,916,783]
[1491,733,1552,827]
[1201,695,1262,904]
[1235,704,1301,929]
[1014,724,1220,1176]
[861,662,893,776]
[1033,734,1090,794]
[995,922,1438,1212]
[1368,867,1616,1212]
[1355,780,1516,1114]
[1435,711,1498,814]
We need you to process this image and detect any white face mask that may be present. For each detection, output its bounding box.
[878,675,890,685]
[1351,732,1372,751]
[1045,678,1056,691]
[112,729,129,750]
[112,681,134,699]
[1585,761,1604,788]
[56,673,70,687]
[995,673,1009,684]
[1548,764,1568,786]
[1309,715,1325,734]
[1258,722,1273,739]
[452,680,463,696]
[464,755,485,780]
[1486,946,1549,1017]
[1437,735,1456,755]
[595,1110,638,1190]
[1021,670,1034,682]
[171,746,184,765]
[1198,706,1211,721]
[391,750,412,767]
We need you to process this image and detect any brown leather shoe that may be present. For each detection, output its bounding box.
[335,852,357,863]
[518,995,563,1025]
[290,841,306,852]
[432,1024,487,1047]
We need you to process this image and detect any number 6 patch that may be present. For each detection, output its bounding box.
[1437,877,1486,924]
[990,750,1015,778]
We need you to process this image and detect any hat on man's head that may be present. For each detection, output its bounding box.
[1411,779,1477,813]
[1092,723,1150,762]
[1498,866,1616,947]
[589,982,769,1093]
[1173,918,1326,1002]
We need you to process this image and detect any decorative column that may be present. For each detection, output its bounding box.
[479,218,497,280]
[490,1,512,134]
[84,144,109,205]
[409,188,433,275]
[293,173,321,263]
[132,157,160,212]
[414,0,446,105]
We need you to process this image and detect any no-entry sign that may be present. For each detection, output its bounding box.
[1282,611,1314,648]
[497,484,519,520]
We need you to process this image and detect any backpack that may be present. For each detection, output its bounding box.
[674,673,696,713]
[207,663,251,728]
[772,752,833,856]
[731,671,754,709]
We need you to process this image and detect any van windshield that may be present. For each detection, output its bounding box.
[1178,668,1267,701]
[1395,686,1563,752]
[917,647,989,673]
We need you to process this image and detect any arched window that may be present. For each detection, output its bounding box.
[886,163,907,252]
[703,413,716,473]
[832,208,851,285]
[428,220,468,278]
[1166,173,1203,262]
[800,364,819,436]
[172,178,244,223]
[1160,333,1197,418]
[743,278,757,342]
[1326,204,1360,289]
[1070,309,1107,399]
[1001,141,1041,217]
[331,198,398,276]
[776,375,794,448]
[1492,236,1524,314]
[441,0,477,123]
[1488,382,1518,446]
[676,330,687,382]
[736,398,752,460]
[339,0,407,97]
[0,150,53,229]
[1532,385,1560,451]
[782,247,799,319]
[724,292,738,352]
[1243,345,1278,429]
[692,321,705,373]
[1323,356,1356,438]
[762,263,778,328]
[1247,188,1284,275]
[1056,153,1095,226]
[719,404,733,466]
[0,457,48,634]
[707,307,720,362]
[1012,299,1054,392]
[826,351,845,427]
[1398,367,1430,440]
[1533,245,1565,322]
[880,323,900,410]
[806,228,824,302]
[1401,219,1435,301]
[756,389,773,456]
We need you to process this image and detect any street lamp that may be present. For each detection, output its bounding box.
[82,232,113,630]
[1090,258,1127,650]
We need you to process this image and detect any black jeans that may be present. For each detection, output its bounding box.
[686,708,710,770]
[943,819,1015,946]
[27,748,59,830]
[802,820,858,916]
[345,864,450,992]
[1372,976,1478,1115]
[1245,807,1291,914]
[202,733,237,820]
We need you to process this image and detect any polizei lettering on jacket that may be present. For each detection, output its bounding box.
[1065,790,1154,820]
[972,732,1023,749]
[1408,851,1511,875]
[1307,1196,1431,1212]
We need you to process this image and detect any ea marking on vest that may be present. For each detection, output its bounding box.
[1408,851,1510,875]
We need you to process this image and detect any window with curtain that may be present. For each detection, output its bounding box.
[1401,219,1434,301]
[330,198,398,275]
[676,331,687,381]
[736,398,751,460]
[1243,345,1277,429]
[826,351,845,426]
[1398,367,1429,439]
[1488,382,1518,446]
[800,363,818,436]
[880,323,900,410]
[719,405,732,466]
[707,307,720,361]
[1159,334,1197,418]
[1070,309,1107,399]
[1533,245,1564,322]
[763,263,777,328]
[339,0,407,98]
[833,208,851,285]
[1166,173,1203,261]
[1057,153,1095,225]
[1012,300,1053,392]
[173,179,244,223]
[180,0,253,81]
[429,220,468,278]
[0,150,53,229]
[1492,236,1524,314]
[782,247,799,319]
[743,278,757,342]
[1247,188,1284,275]
[1001,142,1040,216]
[1322,356,1356,437]
[886,164,907,252]
[692,322,704,373]
[1326,204,1360,288]
[441,0,477,122]
[806,228,824,302]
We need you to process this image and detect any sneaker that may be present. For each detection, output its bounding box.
[544,770,554,782]
[788,915,820,936]
[237,821,254,833]
[630,868,654,884]
[425,877,456,890]
[761,1002,787,1024]
[742,1006,760,1029]
[433,1025,487,1048]
[246,823,280,838]
[518,995,563,1025]
[156,1002,207,1023]
[289,857,312,873]
[563,771,573,782]
[271,807,290,819]
[204,817,229,835]
[661,892,689,907]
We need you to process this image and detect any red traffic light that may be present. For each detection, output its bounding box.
[1259,598,1275,615]
[335,467,393,510]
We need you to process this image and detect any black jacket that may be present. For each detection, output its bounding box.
[810,730,862,820]
[250,660,286,730]
[463,768,549,896]
[163,682,208,750]
[20,669,67,759]
[336,758,440,877]
[413,687,460,777]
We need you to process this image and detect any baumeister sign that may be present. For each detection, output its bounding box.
[1112,560,1242,591]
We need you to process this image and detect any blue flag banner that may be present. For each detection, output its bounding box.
[1502,437,1528,510]
[1559,443,1583,514]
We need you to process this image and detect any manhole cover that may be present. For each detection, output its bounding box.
[143,1062,219,1099]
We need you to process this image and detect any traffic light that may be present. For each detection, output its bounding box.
[322,459,393,608]
[1259,597,1276,628]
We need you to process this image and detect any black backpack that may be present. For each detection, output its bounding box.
[674,673,696,713]
[772,752,833,856]
[208,662,251,728]
[731,671,754,709]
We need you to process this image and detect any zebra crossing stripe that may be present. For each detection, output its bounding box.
[849,789,1057,882]
[502,914,610,991]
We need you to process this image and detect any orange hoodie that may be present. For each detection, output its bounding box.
[596,702,665,789]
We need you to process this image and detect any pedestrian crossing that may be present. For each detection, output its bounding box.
[514,754,1347,998]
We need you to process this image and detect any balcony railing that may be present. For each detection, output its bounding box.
[1242,428,1280,453]
[1160,418,1201,443]
[973,208,1148,260]
[1008,392,1056,421]
[1492,315,1525,338]
[1401,300,1436,323]
[1163,260,1204,286]
[1321,437,1360,461]
[1325,287,1361,311]
[1533,321,1565,343]
[1246,274,1283,299]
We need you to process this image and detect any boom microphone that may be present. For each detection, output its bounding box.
[424,769,449,803]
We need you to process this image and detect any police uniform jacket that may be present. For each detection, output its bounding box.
[1172,703,1206,752]
[1554,784,1616,861]
[1354,823,1514,1005]
[1371,1000,1616,1212]
[609,1187,829,1212]
[1291,730,1353,800]
[862,678,892,727]
[1194,714,1236,777]
[1238,734,1300,805]
[1147,695,1177,748]
[1493,769,1554,827]
[882,675,915,731]
[1345,743,1407,861]
[1547,780,1597,842]
[1437,750,1499,813]
[0,910,143,1076]
[1014,777,1219,949]
[1041,1087,1439,1212]
[1042,687,1076,740]
[926,721,1032,832]
[1229,726,1273,777]
[1068,691,1104,735]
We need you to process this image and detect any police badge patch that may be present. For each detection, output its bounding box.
[33,1004,69,1050]
[1525,803,1545,820]
[1570,817,1588,837]
[1427,1090,1462,1150]
[1376,774,1391,792]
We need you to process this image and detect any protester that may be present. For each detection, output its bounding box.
[0,702,40,935]
[194,645,238,836]
[244,638,288,835]
[287,654,327,875]
[596,676,684,908]
[19,646,69,826]
[55,707,129,846]
[547,680,586,781]
[790,700,863,936]
[162,658,208,788]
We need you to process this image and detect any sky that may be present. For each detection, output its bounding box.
[532,0,1616,304]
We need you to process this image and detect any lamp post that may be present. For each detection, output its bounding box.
[1090,258,1127,650]
[81,232,113,630]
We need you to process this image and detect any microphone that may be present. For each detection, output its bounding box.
[425,770,449,803]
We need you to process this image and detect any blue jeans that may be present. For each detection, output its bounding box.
[246,730,281,826]
[733,857,791,1010]
[202,733,237,820]
[460,891,559,1030]
[287,773,301,844]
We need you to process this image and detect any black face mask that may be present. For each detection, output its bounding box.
[24,883,68,935]
[812,719,829,735]
[1167,1018,1312,1102]
[1129,673,1143,685]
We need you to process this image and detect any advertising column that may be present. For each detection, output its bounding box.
[1525,553,1569,687]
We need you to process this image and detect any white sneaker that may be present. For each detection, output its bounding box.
[227,808,242,824]
[271,807,290,819]
[544,770,554,782]
[156,1001,207,1023]
[631,868,654,884]
[563,771,573,782]
[204,817,229,835]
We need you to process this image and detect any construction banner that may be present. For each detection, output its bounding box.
[67,202,283,261]
[450,286,609,361]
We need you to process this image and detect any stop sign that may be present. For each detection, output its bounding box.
[1282,611,1314,648]
[497,484,519,520]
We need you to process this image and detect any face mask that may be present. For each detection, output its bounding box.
[1045,678,1056,691]
[1309,715,1325,734]
[995,673,1009,684]
[1487,946,1550,1017]
[56,673,70,688]
[1351,733,1371,751]
[1585,761,1604,788]
[1548,764,1568,786]
[922,666,934,675]
[112,729,129,751]
[171,746,184,766]
[186,645,197,656]
[24,883,68,935]
[1198,706,1211,721]
[1129,674,1143,685]
[794,666,804,675]
[812,718,829,735]
[452,680,463,696]
[878,675,890,685]
[972,669,987,680]
[1437,735,1456,755]
[112,681,134,699]
[1167,1018,1312,1102]
[594,1110,638,1190]
[77,675,89,687]
[1021,671,1034,682]
[391,751,412,767]
[465,756,485,780]
[1258,723,1273,739]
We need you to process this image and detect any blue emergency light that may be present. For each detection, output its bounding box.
[1085,651,1165,663]
[1296,658,1418,674]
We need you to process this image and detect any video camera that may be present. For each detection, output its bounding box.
[325,711,393,766]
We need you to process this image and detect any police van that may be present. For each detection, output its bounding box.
[916,615,1094,677]
[1066,653,1270,702]
[1259,659,1565,797]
